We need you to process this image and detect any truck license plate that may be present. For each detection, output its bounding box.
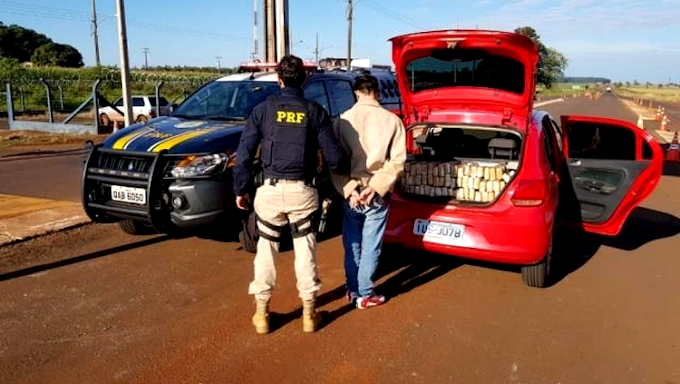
[413,219,465,245]
[111,185,146,205]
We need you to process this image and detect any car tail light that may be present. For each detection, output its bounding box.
[511,180,547,207]
[406,129,421,155]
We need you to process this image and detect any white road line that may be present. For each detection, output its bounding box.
[534,98,565,107]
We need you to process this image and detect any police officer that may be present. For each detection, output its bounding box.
[233,55,348,334]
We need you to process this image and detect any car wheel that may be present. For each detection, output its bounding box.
[239,212,258,253]
[99,113,110,126]
[136,114,148,123]
[118,219,154,235]
[521,230,554,288]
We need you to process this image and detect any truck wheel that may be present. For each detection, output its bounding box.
[118,219,152,235]
[521,232,554,288]
[99,113,110,126]
[239,212,258,253]
[136,114,148,123]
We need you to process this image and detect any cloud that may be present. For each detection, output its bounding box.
[556,40,680,55]
[478,0,680,32]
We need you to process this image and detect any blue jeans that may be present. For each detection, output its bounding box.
[342,196,389,297]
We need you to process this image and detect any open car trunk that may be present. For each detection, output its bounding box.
[398,124,522,204]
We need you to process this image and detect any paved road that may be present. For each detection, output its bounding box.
[0,149,85,202]
[1,95,679,384]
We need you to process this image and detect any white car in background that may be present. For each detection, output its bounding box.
[98,95,172,126]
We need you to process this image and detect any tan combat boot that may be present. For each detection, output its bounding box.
[301,299,322,333]
[252,298,270,334]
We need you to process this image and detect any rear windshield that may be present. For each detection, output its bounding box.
[406,48,525,95]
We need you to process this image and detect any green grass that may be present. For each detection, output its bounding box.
[536,83,602,98]
[614,86,680,103]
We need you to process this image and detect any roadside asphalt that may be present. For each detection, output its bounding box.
[0,95,676,247]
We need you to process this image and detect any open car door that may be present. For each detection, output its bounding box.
[561,116,663,236]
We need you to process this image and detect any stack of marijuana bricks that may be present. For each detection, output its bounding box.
[400,161,516,202]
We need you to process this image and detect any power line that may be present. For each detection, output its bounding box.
[359,1,422,29]
[0,8,89,22]
[0,1,88,14]
[325,0,424,31]
[0,1,89,21]
[127,19,250,41]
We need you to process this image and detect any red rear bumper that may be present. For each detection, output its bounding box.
[384,198,554,265]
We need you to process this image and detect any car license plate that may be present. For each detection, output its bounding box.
[111,185,146,205]
[413,219,465,245]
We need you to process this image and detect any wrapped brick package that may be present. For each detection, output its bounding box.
[399,160,515,203]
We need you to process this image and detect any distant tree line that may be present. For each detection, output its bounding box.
[612,81,678,88]
[562,77,611,84]
[0,22,83,68]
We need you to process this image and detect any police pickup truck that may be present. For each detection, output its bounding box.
[82,67,399,249]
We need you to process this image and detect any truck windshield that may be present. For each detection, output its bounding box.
[173,81,281,120]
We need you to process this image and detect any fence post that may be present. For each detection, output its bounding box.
[92,79,101,130]
[5,83,14,123]
[155,80,164,118]
[57,83,64,111]
[39,78,53,124]
[19,86,25,112]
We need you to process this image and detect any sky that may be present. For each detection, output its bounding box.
[1,0,679,83]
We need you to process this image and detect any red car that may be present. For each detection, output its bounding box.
[383,30,663,287]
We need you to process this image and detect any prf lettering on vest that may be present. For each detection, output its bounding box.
[276,111,306,124]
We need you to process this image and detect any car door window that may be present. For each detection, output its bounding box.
[148,97,169,107]
[326,79,356,117]
[567,122,635,160]
[541,118,556,171]
[114,98,123,107]
[549,118,563,153]
[303,81,330,115]
[132,97,145,107]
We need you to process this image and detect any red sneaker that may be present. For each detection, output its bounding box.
[356,294,386,309]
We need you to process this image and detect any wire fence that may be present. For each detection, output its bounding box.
[1,76,218,118]
[1,66,226,116]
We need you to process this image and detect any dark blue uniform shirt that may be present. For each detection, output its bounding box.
[233,87,348,196]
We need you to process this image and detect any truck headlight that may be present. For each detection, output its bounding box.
[171,153,236,178]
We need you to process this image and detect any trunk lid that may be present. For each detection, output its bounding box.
[390,30,538,125]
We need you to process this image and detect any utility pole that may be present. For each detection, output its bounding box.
[252,0,259,61]
[263,0,289,65]
[142,47,150,70]
[346,0,353,71]
[115,0,133,126]
[215,55,223,73]
[91,0,100,67]
[314,32,319,64]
